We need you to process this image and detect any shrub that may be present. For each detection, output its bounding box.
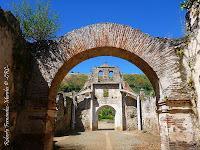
[103,89,109,97]
[98,107,115,121]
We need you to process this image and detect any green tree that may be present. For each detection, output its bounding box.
[123,74,154,96]
[98,107,115,121]
[12,0,59,42]
[58,74,88,92]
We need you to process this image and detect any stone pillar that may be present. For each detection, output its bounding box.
[56,93,65,119]
[90,84,96,130]
[115,110,122,131]
[115,105,124,131]
[119,82,122,89]
[158,100,198,150]
[90,97,93,130]
[71,93,76,130]
[137,89,144,130]
[137,95,142,130]
[122,93,127,130]
[44,108,56,150]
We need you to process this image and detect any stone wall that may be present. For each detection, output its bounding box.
[91,65,122,83]
[0,9,29,149]
[75,86,138,131]
[0,9,16,149]
[141,97,159,134]
[94,84,124,130]
[184,1,200,116]
[13,47,49,149]
[55,93,72,135]
[183,1,200,146]
[76,94,90,131]
[125,96,137,130]
[0,8,46,150]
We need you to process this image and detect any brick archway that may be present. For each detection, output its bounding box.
[48,47,161,104]
[48,23,185,104]
[25,23,195,150]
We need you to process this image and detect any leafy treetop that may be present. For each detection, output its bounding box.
[11,0,60,42]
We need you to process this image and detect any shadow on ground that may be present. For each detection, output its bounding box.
[97,128,114,131]
[53,142,85,150]
[54,130,81,137]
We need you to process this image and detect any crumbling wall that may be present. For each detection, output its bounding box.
[76,94,90,131]
[184,1,200,115]
[141,97,159,134]
[55,93,72,135]
[125,96,137,130]
[0,9,28,149]
[183,1,200,145]
[65,96,73,130]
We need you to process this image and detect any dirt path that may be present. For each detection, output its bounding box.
[105,132,113,150]
[54,130,160,150]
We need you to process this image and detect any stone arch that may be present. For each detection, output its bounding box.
[37,23,192,150]
[108,71,114,79]
[96,105,116,118]
[46,23,185,109]
[96,105,116,113]
[98,70,103,81]
[48,47,160,105]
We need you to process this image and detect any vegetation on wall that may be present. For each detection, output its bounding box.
[103,89,109,97]
[181,0,200,10]
[11,0,60,42]
[58,73,154,96]
[98,107,115,121]
[178,0,199,113]
[175,47,185,58]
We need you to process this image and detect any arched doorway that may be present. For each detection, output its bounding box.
[96,105,116,130]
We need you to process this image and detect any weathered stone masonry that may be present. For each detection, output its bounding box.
[54,92,72,135]
[71,64,139,131]
[141,96,159,134]
[0,1,200,149]
[0,9,32,149]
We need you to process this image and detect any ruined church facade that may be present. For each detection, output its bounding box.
[72,64,140,131]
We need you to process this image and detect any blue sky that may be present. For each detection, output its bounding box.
[0,0,186,74]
